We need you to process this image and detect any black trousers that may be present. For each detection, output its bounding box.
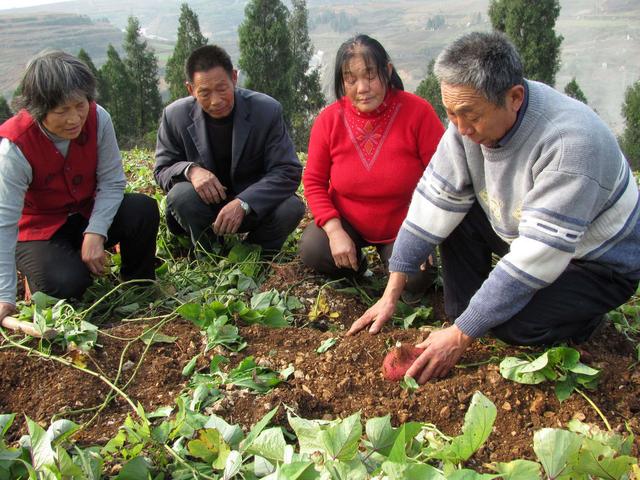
[299,218,435,293]
[165,181,305,252]
[440,203,638,345]
[16,193,159,300]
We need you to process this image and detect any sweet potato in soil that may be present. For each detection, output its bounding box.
[382,344,425,381]
[1,262,639,467]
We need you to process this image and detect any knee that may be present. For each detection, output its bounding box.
[124,193,160,229]
[299,223,333,272]
[33,264,92,300]
[273,195,305,228]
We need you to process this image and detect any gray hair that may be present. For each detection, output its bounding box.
[12,50,96,121]
[434,31,523,106]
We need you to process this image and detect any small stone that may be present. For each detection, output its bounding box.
[398,410,410,423]
[504,389,512,399]
[322,414,333,421]
[572,412,586,421]
[501,402,512,411]
[530,393,545,414]
[122,360,135,371]
[439,405,451,419]
[511,430,517,436]
[543,411,556,418]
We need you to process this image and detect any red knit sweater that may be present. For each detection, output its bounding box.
[303,89,444,243]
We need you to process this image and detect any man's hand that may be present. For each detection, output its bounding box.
[406,325,474,383]
[213,199,246,235]
[0,302,16,322]
[187,165,227,204]
[347,272,407,335]
[81,233,107,276]
[323,218,358,270]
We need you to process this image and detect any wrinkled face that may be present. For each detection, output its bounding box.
[441,83,524,147]
[42,94,90,140]
[188,66,237,119]
[342,54,391,113]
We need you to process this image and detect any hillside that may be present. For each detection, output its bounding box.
[1,0,639,132]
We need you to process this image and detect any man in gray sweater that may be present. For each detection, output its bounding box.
[349,32,640,383]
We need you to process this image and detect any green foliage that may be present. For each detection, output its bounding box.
[499,346,600,402]
[620,79,640,170]
[238,0,294,120]
[288,0,325,152]
[77,48,109,105]
[99,45,135,142]
[415,60,447,124]
[0,95,12,124]
[310,9,358,33]
[564,77,588,104]
[489,0,563,86]
[166,3,208,102]
[123,16,163,142]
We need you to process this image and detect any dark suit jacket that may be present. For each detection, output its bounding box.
[154,88,301,220]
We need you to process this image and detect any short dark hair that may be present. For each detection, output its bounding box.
[434,31,523,106]
[185,45,233,82]
[12,50,96,122]
[333,34,404,100]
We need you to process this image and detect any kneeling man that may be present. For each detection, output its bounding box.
[349,32,640,383]
[154,45,304,253]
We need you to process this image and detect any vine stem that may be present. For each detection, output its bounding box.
[0,328,139,415]
[575,387,611,431]
[163,445,218,480]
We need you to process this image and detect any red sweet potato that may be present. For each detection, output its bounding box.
[382,344,425,381]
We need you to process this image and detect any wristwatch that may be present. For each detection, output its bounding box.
[239,199,250,215]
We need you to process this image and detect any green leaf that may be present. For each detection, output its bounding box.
[115,456,151,480]
[387,424,407,463]
[554,376,577,402]
[204,415,244,448]
[381,461,444,479]
[187,429,230,468]
[320,412,362,461]
[568,362,600,377]
[259,307,288,328]
[533,428,582,479]
[276,461,318,479]
[245,427,286,463]
[324,458,368,479]
[222,450,243,478]
[251,291,278,311]
[448,469,499,479]
[140,330,177,345]
[56,446,83,477]
[316,338,337,353]
[47,419,80,444]
[288,415,327,456]
[491,459,542,479]
[400,375,419,391]
[499,357,547,385]
[182,354,200,377]
[365,415,397,455]
[25,417,56,470]
[177,303,202,325]
[31,292,59,309]
[443,391,497,463]
[0,414,16,438]
[574,437,637,479]
[240,406,280,453]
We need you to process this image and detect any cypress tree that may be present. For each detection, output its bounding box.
[166,3,208,102]
[238,0,294,121]
[620,79,640,170]
[564,77,588,104]
[489,0,563,86]
[288,0,325,151]
[123,16,163,140]
[0,96,12,124]
[77,48,108,103]
[415,60,447,124]
[99,45,135,143]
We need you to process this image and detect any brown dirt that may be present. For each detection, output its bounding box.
[1,260,639,466]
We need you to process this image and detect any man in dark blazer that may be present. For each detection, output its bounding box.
[154,45,304,252]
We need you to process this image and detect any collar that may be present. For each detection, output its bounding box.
[344,88,397,118]
[496,82,529,148]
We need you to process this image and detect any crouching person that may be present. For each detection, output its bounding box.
[154,45,304,254]
[0,51,159,323]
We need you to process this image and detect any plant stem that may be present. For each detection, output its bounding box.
[575,387,611,431]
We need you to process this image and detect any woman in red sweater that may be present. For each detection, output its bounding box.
[300,35,445,293]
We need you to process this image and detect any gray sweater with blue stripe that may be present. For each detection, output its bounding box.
[389,80,640,338]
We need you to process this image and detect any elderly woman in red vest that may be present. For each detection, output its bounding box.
[0,51,159,324]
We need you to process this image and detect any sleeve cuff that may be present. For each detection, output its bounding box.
[454,305,491,339]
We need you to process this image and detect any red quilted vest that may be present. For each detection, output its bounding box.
[0,102,98,241]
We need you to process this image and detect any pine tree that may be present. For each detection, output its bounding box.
[288,0,325,151]
[123,16,163,140]
[620,79,640,170]
[238,0,294,121]
[564,77,588,104]
[166,3,208,102]
[489,0,563,86]
[77,48,108,103]
[99,45,135,142]
[415,60,447,125]
[0,96,12,124]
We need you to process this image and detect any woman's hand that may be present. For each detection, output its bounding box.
[81,233,107,276]
[0,302,16,322]
[323,218,358,270]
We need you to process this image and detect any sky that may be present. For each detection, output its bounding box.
[0,0,69,10]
